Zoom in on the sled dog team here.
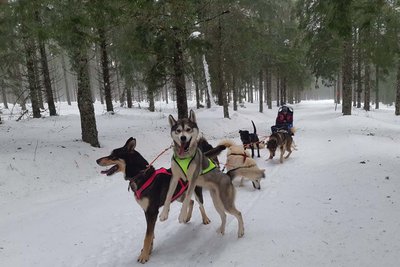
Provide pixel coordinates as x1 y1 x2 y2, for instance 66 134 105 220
96 109 295 263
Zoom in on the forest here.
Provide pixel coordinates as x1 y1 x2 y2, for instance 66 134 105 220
1 0 400 147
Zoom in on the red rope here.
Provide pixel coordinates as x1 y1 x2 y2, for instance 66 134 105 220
243 135 270 148
147 143 173 167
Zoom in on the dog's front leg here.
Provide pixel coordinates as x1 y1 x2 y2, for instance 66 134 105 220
178 181 196 223
159 176 179 222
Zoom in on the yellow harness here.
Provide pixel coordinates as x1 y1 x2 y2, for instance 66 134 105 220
173 150 216 177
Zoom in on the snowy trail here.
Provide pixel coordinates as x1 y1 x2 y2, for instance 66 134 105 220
1 101 399 266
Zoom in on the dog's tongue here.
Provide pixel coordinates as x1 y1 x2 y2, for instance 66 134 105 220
101 165 119 176
179 143 185 156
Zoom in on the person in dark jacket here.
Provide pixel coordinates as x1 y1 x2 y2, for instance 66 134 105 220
271 105 293 134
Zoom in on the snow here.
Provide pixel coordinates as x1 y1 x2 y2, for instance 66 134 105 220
1 100 399 267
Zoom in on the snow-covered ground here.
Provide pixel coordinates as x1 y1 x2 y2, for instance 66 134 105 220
1 100 399 267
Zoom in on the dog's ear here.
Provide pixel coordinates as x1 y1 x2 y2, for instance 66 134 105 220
188 109 196 123
126 138 136 152
124 137 134 147
168 114 177 127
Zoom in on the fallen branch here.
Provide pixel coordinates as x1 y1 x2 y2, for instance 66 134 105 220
16 110 29 122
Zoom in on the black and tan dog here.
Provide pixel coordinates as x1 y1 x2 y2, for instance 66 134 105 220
266 129 296 163
96 137 211 263
239 120 260 158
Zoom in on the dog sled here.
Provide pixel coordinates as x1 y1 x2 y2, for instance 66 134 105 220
271 105 294 134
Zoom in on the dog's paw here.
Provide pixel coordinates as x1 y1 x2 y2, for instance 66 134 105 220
137 251 150 263
217 226 225 235
178 210 188 224
202 216 211 225
238 229 244 238
159 210 169 221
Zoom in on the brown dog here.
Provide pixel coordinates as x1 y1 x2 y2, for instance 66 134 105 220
266 129 296 163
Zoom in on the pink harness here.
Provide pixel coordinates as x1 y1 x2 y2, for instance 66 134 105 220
134 167 188 201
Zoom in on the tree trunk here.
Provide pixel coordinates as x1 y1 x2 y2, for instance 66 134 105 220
202 54 212 108
173 37 188 119
75 51 100 147
395 61 400 116
280 76 284 105
259 69 263 113
35 11 56 116
276 71 280 107
164 84 169 104
148 88 155 112
364 63 370 111
342 39 353 115
375 65 379 109
218 58 228 118
194 76 201 109
232 74 237 111
265 67 272 109
215 17 229 118
24 38 41 118
33 49 45 110
126 86 132 108
222 81 229 118
99 27 113 113
356 42 362 108
248 80 252 103
61 52 72 105
1 85 8 109
193 57 201 109
288 80 294 104
38 41 57 115
336 73 341 104
115 65 125 107
216 18 225 108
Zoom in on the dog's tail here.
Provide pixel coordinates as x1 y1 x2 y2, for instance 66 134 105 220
204 139 238 158
218 139 237 148
251 120 257 134
204 144 226 159
226 165 266 180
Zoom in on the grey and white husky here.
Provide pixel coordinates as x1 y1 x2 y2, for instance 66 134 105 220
159 110 244 237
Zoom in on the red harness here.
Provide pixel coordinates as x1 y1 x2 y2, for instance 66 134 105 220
230 152 248 163
134 167 188 201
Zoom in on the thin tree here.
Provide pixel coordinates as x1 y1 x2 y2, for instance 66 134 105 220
396 61 400 115
23 36 41 118
259 69 263 113
51 1 100 147
35 10 57 116
98 26 113 113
